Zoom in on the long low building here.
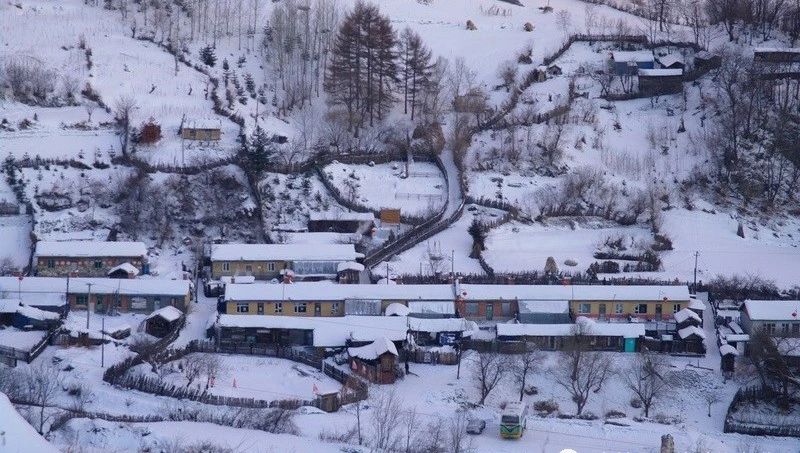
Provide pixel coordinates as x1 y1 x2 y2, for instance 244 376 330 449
35 241 147 277
0 276 190 315
210 243 364 281
221 281 691 323
497 318 645 352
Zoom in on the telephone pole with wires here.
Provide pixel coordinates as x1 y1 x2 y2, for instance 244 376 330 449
85 282 94 329
693 251 699 294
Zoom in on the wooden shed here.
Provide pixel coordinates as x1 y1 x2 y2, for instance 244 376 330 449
348 337 399 384
144 306 185 338
181 118 222 141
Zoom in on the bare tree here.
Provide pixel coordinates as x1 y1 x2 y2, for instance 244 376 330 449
401 407 419 453
114 95 138 156
702 389 721 417
448 411 473 453
622 350 672 417
370 389 402 450
510 348 541 402
471 352 507 404
497 60 518 92
551 321 614 415
23 363 63 433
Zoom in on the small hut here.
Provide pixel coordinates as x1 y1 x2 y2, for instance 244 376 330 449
144 306 184 338
673 307 701 330
348 336 399 384
181 118 222 141
720 343 738 374
107 262 140 279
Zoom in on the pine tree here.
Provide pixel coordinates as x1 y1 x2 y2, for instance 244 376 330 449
325 1 398 137
200 45 217 67
399 27 434 121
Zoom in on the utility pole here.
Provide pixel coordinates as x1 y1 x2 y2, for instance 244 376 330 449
386 262 389 284
85 282 93 329
101 307 105 368
693 251 699 294
451 249 455 277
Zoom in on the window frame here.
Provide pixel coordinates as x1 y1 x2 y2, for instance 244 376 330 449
236 303 249 313
294 302 307 313
275 302 283 313
578 303 591 314
614 303 624 314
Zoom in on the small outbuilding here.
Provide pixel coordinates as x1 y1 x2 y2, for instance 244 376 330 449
638 68 684 96
657 54 686 71
674 307 702 330
348 336 399 384
694 51 721 70
181 118 222 141
611 51 655 75
144 306 185 338
107 262 140 279
720 343 738 374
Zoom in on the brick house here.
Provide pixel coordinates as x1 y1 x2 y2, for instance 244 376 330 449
210 243 363 281
67 278 191 314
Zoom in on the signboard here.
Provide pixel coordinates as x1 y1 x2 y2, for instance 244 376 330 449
380 208 401 225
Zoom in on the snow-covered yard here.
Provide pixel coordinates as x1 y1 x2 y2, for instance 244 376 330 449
129 353 341 402
324 161 446 218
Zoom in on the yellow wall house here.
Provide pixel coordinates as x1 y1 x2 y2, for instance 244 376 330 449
566 286 691 321
210 243 363 281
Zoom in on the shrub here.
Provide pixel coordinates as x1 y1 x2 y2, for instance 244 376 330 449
524 385 538 396
652 233 673 251
578 412 599 420
630 397 642 409
605 410 626 419
523 22 534 32
534 399 559 415
466 20 477 30
138 120 162 144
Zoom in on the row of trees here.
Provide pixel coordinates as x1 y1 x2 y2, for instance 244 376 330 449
469 324 677 418
706 0 800 42
324 2 445 138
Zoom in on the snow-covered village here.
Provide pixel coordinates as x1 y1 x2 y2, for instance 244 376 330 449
1 0 800 451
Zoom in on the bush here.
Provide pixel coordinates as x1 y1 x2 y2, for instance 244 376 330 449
533 399 559 415
630 397 642 409
466 20 477 30
652 233 673 251
605 410 626 419
524 385 538 396
523 22 534 32
563 259 578 267
138 120 162 144
578 412 599 420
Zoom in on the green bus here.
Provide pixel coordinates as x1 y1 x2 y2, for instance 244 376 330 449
500 402 527 439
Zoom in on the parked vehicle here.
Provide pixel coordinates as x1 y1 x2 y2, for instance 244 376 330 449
466 419 486 435
500 402 527 439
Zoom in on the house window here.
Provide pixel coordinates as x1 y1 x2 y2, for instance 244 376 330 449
295 303 307 313
673 304 681 313
780 323 789 335
765 323 776 334
236 303 249 313
578 303 591 314
257 303 264 314
466 303 478 315
245 265 253 273
268 262 275 271
501 302 511 316
222 262 230 271
615 303 624 314
94 260 103 269
792 324 799 335
634 304 648 314
75 295 88 306
275 302 283 313
47 259 55 268
331 302 340 314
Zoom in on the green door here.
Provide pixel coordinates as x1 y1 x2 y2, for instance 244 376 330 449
624 337 636 352
486 303 493 320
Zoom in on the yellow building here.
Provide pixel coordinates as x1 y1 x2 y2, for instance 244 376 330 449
210 243 362 281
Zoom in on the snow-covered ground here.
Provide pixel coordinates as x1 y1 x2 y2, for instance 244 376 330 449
324 161 446 217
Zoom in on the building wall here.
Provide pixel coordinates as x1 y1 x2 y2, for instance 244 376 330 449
211 260 286 279
69 292 188 313
225 300 344 317
740 312 800 336
182 128 221 140
639 76 683 96
456 300 518 321
568 299 688 321
37 256 143 277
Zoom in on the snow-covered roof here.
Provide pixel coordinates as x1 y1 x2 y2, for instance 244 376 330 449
309 211 375 222
0 393 60 452
518 300 569 314
35 241 147 258
724 333 750 342
657 54 684 67
716 309 739 319
0 277 68 307
16 303 60 321
69 278 191 297
677 325 706 340
688 298 706 310
638 68 683 77
224 282 455 302
385 303 411 316
348 336 398 360
210 243 361 262
216 314 409 347
220 275 256 284
408 317 475 333
612 51 654 63
337 261 365 273
497 321 645 339
146 306 184 322
107 262 140 277
184 117 222 129
458 284 689 302
743 300 800 321
408 301 455 315
674 308 701 324
720 344 738 356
